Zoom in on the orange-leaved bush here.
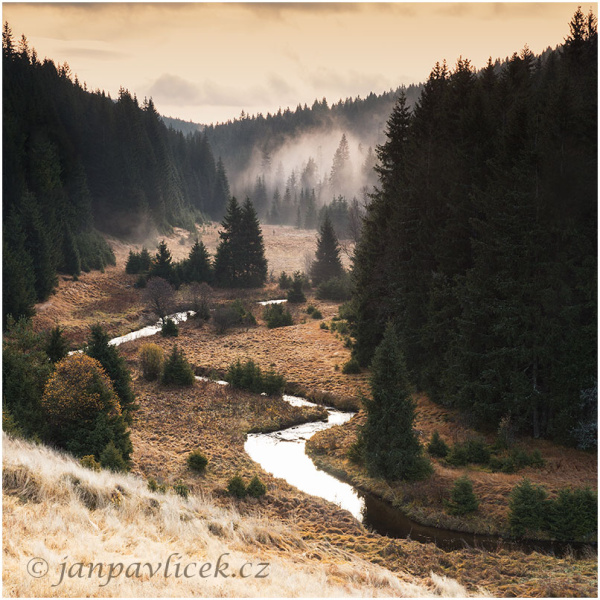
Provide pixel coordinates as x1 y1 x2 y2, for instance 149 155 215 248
41 354 132 467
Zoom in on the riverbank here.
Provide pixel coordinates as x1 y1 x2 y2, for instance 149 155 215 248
306 407 598 544
24 226 598 596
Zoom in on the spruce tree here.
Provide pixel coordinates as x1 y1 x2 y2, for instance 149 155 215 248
45 325 69 363
238 198 268 288
362 323 430 480
85 324 137 420
149 240 175 284
310 213 344 286
182 240 212 283
214 196 243 287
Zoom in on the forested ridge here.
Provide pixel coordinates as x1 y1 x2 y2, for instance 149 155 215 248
2 23 229 325
351 9 597 445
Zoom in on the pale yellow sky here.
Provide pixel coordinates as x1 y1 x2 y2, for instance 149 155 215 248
2 2 592 124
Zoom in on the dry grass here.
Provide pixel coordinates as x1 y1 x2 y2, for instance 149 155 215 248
19 224 598 597
3 434 461 598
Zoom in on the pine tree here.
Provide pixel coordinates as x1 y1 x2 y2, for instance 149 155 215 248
310 213 344 286
182 240 212 283
45 325 69 363
363 323 430 480
238 198 268 288
214 196 243 287
85 324 137 420
149 240 175 284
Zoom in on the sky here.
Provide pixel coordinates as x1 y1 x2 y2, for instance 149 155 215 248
2 2 592 125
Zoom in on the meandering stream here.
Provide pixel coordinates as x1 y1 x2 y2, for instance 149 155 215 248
107 308 594 556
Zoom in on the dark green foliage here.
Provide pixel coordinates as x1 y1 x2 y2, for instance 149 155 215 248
547 487 597 541
45 325 69 363
342 358 361 374
311 309 323 319
489 447 545 473
85 324 137 418
61 225 81 277
316 274 352 301
363 323 431 480
306 305 316 315
2 317 52 438
350 16 597 444
214 197 268 288
311 214 344 286
2 410 24 438
134 274 147 289
286 272 307 303
509 479 549 537
278 272 292 289
173 480 190 499
347 433 365 464
247 475 267 498
227 475 247 498
149 240 177 285
427 431 449 458
320 322 329 330
161 318 179 337
128 248 152 274
263 303 293 328
446 439 491 466
99 440 128 472
161 345 195 386
187 450 208 474
180 240 212 284
225 359 285 395
447 476 479 515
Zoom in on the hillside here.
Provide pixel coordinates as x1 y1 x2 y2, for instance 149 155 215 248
4 434 457 597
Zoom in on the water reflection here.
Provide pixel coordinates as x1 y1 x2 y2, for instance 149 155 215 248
245 399 364 519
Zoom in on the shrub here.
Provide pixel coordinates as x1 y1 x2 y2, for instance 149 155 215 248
161 318 179 337
548 487 597 541
263 304 293 328
187 450 208 474
139 343 164 381
227 475 247 498
306 305 316 315
2 410 23 438
247 475 267 498
342 358 361 374
213 300 256 334
162 345 195 386
225 359 285 395
427 431 449 458
134 274 147 289
489 447 546 473
148 477 167 494
286 272 306 303
100 440 128 472
311 309 323 319
446 438 490 466
41 354 132 464
278 272 292 289
316 275 352 301
320 322 329 330
447 476 479 515
509 478 549 537
173 480 190 499
334 320 349 336
80 455 101 471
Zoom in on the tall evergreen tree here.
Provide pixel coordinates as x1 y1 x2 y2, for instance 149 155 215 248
238 198 268 288
148 240 176 284
310 213 344 285
363 323 430 480
214 196 243 287
181 240 212 284
85 324 137 421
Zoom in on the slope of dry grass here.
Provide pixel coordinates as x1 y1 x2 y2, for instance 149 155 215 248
3 434 462 598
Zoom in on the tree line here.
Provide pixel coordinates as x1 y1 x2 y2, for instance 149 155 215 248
351 8 597 446
2 23 230 326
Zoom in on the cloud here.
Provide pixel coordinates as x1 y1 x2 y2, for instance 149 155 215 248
59 47 127 61
304 68 393 100
147 72 298 108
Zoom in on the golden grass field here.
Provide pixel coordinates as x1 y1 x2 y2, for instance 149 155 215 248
5 224 595 597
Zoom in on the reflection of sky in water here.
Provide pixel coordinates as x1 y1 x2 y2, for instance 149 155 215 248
245 402 364 520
